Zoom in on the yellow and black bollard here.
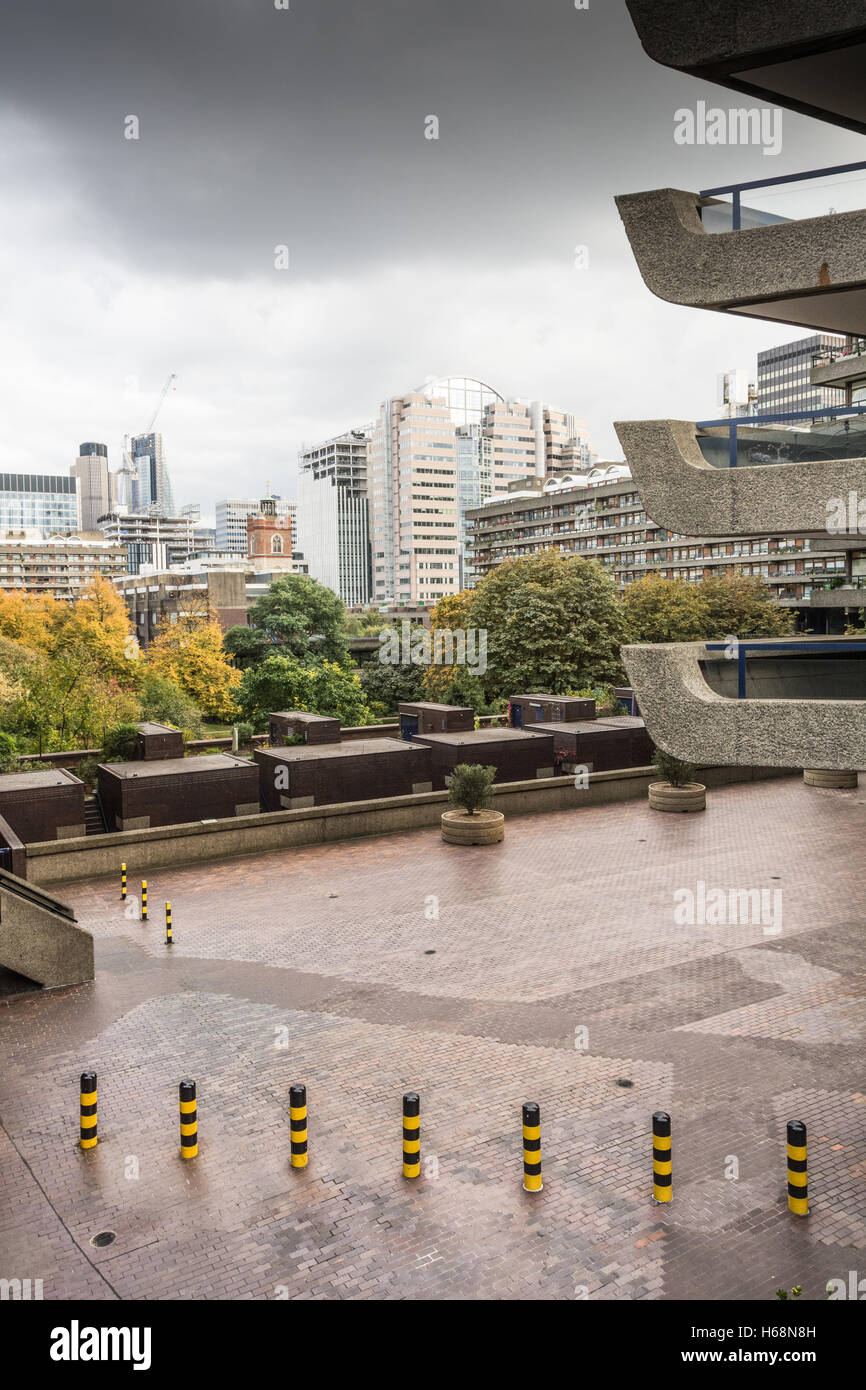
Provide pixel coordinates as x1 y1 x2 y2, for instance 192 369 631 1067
179 1079 198 1159
80 1070 98 1150
787 1121 808 1217
402 1092 420 1179
141 880 148 921
290 1084 308 1169
522 1101 542 1193
652 1111 672 1203
120 863 127 901
165 902 172 946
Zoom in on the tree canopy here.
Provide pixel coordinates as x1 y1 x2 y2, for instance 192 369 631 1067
239 575 348 664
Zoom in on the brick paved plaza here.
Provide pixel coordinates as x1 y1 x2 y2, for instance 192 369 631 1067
1 775 864 1300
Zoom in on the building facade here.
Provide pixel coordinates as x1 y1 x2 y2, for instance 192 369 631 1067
466 471 850 631
129 432 175 514
756 335 847 416
370 379 594 603
215 496 296 554
70 443 113 530
96 510 202 575
0 531 127 599
0 473 80 535
297 430 371 606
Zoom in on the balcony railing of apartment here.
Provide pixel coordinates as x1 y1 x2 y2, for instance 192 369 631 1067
705 638 866 699
699 159 866 232
695 404 866 469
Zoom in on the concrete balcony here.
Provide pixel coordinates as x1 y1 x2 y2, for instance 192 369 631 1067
615 188 866 336
614 417 866 537
625 0 866 134
622 638 866 771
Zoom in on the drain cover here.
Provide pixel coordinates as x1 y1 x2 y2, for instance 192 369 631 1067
616 1079 634 1089
424 949 436 955
90 1231 116 1248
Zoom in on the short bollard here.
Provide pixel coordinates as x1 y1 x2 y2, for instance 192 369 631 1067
522 1101 542 1192
165 902 172 946
179 1079 197 1159
787 1121 809 1217
652 1111 672 1203
402 1092 420 1179
120 863 127 901
80 1071 98 1150
290 1083 308 1169
141 880 148 921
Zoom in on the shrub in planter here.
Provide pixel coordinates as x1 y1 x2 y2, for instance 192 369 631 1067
649 748 706 813
442 763 503 844
448 763 496 815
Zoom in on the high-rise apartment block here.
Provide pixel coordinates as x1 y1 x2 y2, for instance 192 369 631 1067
368 377 593 602
756 335 846 416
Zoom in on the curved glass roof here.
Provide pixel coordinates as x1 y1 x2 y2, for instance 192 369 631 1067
417 375 504 427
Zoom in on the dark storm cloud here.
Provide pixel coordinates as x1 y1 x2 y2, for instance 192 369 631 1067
3 1 865 506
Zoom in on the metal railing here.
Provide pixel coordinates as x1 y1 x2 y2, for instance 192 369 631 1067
699 159 866 231
704 638 866 698
695 404 866 468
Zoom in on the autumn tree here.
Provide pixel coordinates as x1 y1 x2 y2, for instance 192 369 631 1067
147 603 241 721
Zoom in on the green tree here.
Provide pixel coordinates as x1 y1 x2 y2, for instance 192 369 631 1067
235 657 370 730
223 624 272 670
698 574 794 639
136 671 203 740
244 576 347 663
466 550 629 700
359 658 427 717
622 574 711 643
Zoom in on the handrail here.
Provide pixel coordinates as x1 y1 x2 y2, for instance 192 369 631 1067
695 404 866 468
699 159 866 230
704 638 866 698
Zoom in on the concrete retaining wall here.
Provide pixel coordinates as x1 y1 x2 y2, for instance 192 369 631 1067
25 763 796 887
0 868 93 985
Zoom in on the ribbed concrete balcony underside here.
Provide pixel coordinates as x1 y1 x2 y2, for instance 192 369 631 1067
622 642 866 771
625 0 866 134
616 188 866 337
614 418 866 537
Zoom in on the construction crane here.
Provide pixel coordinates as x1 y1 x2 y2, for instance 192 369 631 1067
146 373 177 434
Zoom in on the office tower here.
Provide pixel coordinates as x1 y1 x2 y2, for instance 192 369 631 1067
0 473 81 535
130 432 175 514
70 443 112 531
297 430 371 605
756 335 847 415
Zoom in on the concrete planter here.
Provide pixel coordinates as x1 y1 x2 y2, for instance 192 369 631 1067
441 809 505 845
648 781 706 813
803 769 858 789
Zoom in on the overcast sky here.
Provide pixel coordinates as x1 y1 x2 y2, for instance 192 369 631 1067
3 0 866 521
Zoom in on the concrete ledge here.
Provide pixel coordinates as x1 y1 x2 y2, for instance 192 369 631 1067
0 868 93 985
623 640 866 770
614 417 866 537
26 763 796 886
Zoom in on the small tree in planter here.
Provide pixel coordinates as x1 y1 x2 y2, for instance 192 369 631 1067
649 747 706 813
441 762 504 844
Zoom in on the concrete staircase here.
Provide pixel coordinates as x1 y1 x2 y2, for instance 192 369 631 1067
84 795 107 836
